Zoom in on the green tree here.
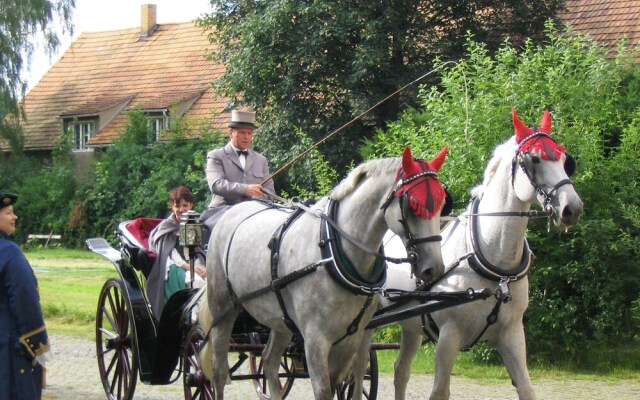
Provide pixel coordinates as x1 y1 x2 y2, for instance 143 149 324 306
366 23 640 361
198 0 564 191
0 0 74 117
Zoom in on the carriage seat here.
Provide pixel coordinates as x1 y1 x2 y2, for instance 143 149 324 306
117 218 163 278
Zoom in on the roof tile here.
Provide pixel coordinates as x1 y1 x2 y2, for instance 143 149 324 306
558 1 640 56
7 22 231 150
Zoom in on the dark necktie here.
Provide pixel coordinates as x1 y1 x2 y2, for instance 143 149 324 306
236 150 249 156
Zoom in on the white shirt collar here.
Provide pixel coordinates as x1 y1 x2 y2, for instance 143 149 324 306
229 143 247 168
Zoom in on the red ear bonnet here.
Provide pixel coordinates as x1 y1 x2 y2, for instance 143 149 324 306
512 108 565 161
396 146 448 219
538 109 552 134
512 108 534 143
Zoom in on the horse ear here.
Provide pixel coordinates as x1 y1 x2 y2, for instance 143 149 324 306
401 146 414 172
538 109 552 134
428 146 448 172
512 108 533 143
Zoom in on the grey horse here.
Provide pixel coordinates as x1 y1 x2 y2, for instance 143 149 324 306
195 147 451 399
353 109 583 400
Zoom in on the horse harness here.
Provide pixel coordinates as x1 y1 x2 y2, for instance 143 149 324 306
411 136 577 350
512 130 576 220
218 182 438 342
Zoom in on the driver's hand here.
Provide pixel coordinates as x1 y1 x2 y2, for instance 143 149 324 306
245 184 266 198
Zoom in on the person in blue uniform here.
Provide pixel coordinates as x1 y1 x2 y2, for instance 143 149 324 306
0 193 51 400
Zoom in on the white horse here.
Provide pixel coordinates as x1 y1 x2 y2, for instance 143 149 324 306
353 109 583 400
196 147 452 399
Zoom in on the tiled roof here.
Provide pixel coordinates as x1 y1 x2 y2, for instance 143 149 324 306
9 22 230 150
557 0 640 55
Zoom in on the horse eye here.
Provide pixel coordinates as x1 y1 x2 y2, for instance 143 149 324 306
530 155 541 164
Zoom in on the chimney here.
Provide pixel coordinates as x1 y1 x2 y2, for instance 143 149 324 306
140 4 157 38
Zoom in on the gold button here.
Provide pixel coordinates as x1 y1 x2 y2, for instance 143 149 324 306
20 369 25 373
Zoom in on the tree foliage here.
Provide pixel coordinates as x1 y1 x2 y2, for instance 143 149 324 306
0 0 74 116
366 23 640 360
67 110 224 244
0 130 77 244
197 0 563 192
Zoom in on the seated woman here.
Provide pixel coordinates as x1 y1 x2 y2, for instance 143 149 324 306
147 186 206 319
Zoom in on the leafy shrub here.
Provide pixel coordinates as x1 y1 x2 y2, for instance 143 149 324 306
72 109 225 243
1 131 77 244
367 23 640 359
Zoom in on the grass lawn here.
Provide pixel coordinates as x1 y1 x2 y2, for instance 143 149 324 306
26 247 640 382
27 247 118 340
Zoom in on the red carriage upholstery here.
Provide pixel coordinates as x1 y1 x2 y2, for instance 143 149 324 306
124 218 163 252
118 218 163 277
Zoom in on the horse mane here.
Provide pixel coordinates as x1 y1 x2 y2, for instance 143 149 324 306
471 137 517 199
330 157 400 201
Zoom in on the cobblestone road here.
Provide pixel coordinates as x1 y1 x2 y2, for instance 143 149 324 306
42 334 640 400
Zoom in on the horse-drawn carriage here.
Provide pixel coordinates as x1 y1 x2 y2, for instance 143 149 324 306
86 108 582 400
87 216 399 400
86 197 492 400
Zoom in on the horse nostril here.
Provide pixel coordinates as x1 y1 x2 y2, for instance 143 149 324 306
421 269 434 284
561 205 582 226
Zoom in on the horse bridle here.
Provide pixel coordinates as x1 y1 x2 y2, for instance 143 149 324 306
512 130 576 215
381 169 452 270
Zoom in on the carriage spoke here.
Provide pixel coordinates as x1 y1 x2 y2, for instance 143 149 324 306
102 307 117 331
111 358 121 398
98 346 114 358
105 291 119 328
99 326 117 339
96 279 138 400
183 326 213 400
106 348 118 376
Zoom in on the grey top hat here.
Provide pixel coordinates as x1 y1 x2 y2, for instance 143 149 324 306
0 193 17 210
228 110 257 129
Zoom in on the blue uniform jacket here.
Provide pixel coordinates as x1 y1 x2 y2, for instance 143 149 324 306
0 231 49 399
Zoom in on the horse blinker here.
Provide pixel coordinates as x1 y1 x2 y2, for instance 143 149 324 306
564 154 576 177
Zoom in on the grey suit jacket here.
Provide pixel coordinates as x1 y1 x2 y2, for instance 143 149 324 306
205 142 275 209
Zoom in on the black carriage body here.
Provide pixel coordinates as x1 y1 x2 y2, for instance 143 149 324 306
88 217 440 400
88 219 199 386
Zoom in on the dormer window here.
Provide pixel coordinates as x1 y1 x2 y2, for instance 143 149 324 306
65 118 97 151
146 110 169 141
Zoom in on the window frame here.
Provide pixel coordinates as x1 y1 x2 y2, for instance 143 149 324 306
68 119 96 152
146 110 169 141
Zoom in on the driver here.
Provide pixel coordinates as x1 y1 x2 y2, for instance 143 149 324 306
200 110 275 243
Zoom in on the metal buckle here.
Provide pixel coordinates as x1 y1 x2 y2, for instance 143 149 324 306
497 277 512 303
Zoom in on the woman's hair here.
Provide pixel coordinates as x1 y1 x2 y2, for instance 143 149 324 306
169 186 194 205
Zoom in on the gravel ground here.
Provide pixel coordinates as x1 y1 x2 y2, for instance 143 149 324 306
43 334 640 400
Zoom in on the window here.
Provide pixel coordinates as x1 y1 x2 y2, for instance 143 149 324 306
148 113 169 141
71 122 95 151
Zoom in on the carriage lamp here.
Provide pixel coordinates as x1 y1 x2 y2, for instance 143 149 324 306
179 210 203 247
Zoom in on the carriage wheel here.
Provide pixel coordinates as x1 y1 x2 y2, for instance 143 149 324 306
248 350 296 399
183 326 214 400
336 350 378 400
95 278 138 400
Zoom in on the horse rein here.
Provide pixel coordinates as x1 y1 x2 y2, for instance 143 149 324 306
291 198 415 266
